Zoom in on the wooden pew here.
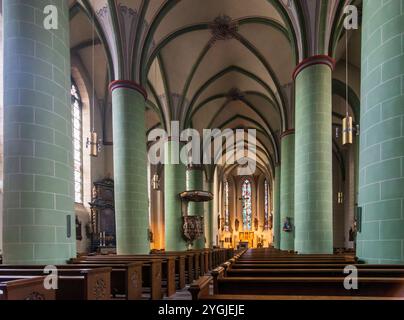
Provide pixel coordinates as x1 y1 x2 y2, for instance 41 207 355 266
71 257 163 299
191 251 201 279
151 251 193 288
230 263 404 269
0 263 141 300
214 276 404 297
227 268 404 278
0 268 111 300
189 276 404 301
0 276 55 300
89 256 175 297
235 257 356 264
148 252 187 289
194 249 404 300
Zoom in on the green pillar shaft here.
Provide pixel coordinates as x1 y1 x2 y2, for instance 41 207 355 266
186 167 205 249
280 133 295 251
3 0 76 264
110 82 149 254
294 58 334 254
164 141 187 251
357 0 404 264
206 180 214 248
272 165 281 249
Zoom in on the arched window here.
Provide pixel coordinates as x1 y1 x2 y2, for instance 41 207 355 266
224 180 229 231
241 179 252 231
71 83 83 203
264 179 269 230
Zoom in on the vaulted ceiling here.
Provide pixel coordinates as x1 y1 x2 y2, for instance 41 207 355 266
68 0 362 179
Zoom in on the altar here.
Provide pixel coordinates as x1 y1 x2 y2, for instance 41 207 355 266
239 231 255 248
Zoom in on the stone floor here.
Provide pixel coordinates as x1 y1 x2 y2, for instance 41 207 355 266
164 274 214 300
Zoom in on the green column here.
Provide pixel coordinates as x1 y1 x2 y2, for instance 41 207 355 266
165 140 187 251
280 132 295 251
206 180 214 248
294 56 334 254
272 165 281 249
186 166 205 249
110 81 149 254
2 0 76 264
357 0 404 264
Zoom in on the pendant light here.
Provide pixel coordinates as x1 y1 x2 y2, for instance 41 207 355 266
151 59 160 189
152 173 160 190
342 29 353 146
337 191 344 204
86 9 102 157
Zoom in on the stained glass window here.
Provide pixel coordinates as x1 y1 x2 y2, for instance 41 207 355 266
264 179 269 230
71 83 83 203
241 178 252 230
224 180 229 232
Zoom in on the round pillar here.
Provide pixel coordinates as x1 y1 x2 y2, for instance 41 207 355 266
294 56 335 254
206 179 214 248
110 81 149 254
357 0 404 263
280 131 295 251
272 165 281 249
186 166 205 249
164 140 187 251
3 0 76 264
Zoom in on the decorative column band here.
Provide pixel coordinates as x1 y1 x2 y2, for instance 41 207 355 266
109 80 148 100
280 129 295 139
292 55 336 80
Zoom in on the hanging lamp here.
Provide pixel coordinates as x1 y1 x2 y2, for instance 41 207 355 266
86 9 102 157
342 29 353 146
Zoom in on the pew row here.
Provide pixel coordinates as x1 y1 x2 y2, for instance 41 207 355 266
0 276 56 300
190 273 404 300
69 258 163 300
0 263 140 300
189 276 404 301
0 268 111 300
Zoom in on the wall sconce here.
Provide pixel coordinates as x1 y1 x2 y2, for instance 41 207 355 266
152 174 160 190
337 192 344 204
86 131 102 157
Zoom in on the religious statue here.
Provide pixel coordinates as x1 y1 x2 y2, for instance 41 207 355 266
283 217 293 232
349 221 357 242
148 228 154 243
234 218 240 232
92 185 98 200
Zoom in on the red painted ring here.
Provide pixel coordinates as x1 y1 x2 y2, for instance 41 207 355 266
109 80 148 100
292 55 336 80
280 129 295 139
